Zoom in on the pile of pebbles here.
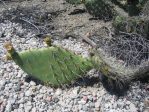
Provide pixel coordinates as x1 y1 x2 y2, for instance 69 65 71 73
0 21 149 112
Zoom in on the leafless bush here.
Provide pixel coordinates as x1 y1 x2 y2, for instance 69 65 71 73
88 27 149 81
97 33 149 67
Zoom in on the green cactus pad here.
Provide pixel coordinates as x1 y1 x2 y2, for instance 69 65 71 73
6 44 93 87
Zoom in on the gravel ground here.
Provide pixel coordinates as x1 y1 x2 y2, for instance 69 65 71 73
0 20 149 112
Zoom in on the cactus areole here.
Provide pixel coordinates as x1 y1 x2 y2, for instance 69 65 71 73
4 42 93 87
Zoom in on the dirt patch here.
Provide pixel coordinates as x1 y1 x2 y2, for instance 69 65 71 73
0 0 111 40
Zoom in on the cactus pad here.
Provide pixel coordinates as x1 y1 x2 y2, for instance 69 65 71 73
83 0 116 20
4 43 93 87
113 16 149 38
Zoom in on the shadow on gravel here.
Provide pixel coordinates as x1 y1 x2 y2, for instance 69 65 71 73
100 73 149 96
25 72 149 96
135 75 149 83
25 75 100 88
99 73 130 96
72 76 101 87
25 75 45 85
25 74 129 96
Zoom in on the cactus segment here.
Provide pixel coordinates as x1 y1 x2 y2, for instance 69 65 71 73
66 0 82 4
5 43 93 87
113 16 149 37
83 0 116 20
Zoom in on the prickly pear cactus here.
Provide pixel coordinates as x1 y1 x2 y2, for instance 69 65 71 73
4 39 93 87
113 16 149 38
66 0 82 4
82 0 116 20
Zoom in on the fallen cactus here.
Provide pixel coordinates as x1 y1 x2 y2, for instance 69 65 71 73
4 35 149 89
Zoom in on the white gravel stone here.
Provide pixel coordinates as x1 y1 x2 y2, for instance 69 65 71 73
30 81 36 86
25 90 33 97
19 104 24 108
37 94 43 99
129 103 138 112
0 80 6 86
72 87 80 96
5 101 12 112
55 88 62 96
95 102 101 108
31 107 37 112
25 105 32 112
17 70 23 78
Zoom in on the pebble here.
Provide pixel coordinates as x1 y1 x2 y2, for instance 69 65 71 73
46 96 52 102
82 96 88 102
129 103 138 112
30 81 36 86
39 88 47 94
53 98 59 103
78 99 86 105
79 104 83 110
0 80 6 86
72 87 80 95
13 103 19 109
5 101 12 112
95 102 101 110
17 70 23 78
92 91 97 97
20 92 25 97
25 90 33 97
24 82 29 86
19 104 24 108
31 107 37 112
25 105 32 112
26 101 32 106
82 105 88 111
31 86 36 92
14 85 21 91
126 101 131 105
55 88 62 96
9 98 16 104
37 94 43 99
